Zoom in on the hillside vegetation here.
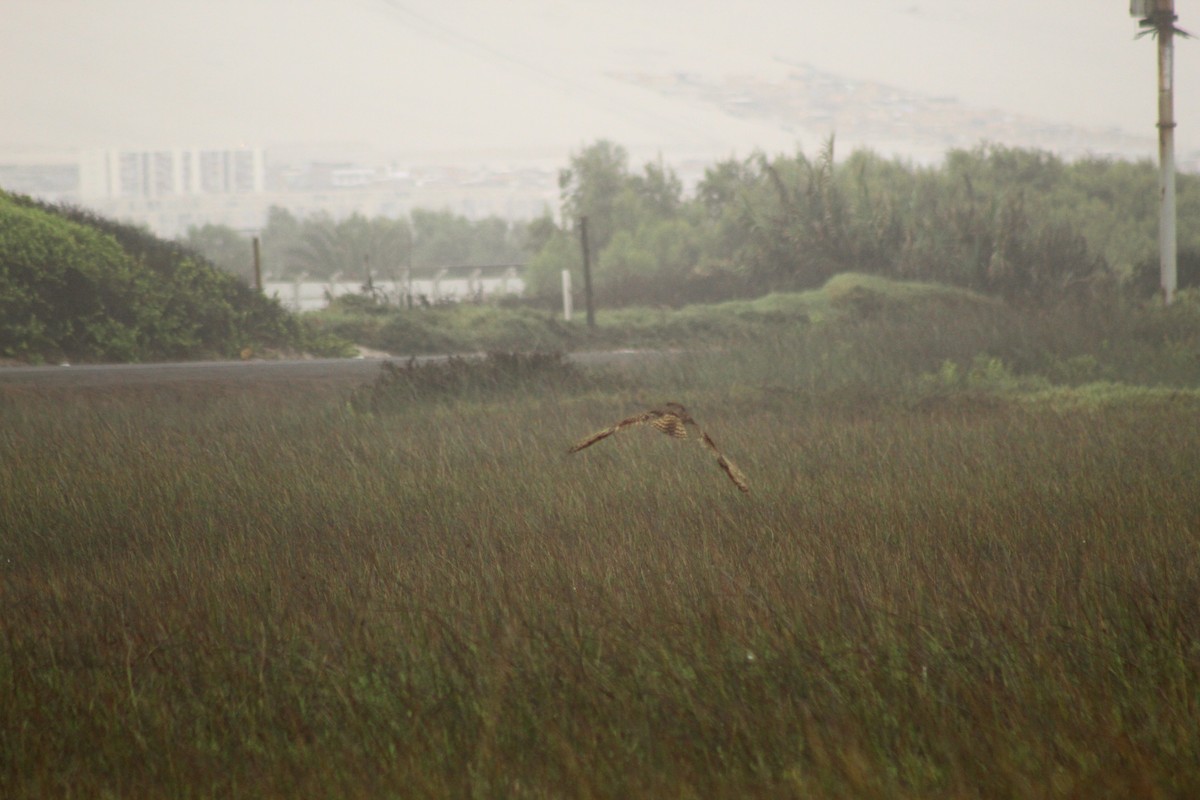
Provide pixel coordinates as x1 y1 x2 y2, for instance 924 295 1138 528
7 141 1198 365
535 139 1200 306
183 141 1200 311
314 271 1200 401
0 192 348 363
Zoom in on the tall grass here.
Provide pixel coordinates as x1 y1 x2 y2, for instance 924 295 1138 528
3 329 1200 797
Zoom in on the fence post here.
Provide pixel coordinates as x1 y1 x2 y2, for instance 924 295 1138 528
469 268 482 300
433 268 448 302
562 269 573 321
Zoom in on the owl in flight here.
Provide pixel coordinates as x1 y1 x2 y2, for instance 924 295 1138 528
568 402 750 493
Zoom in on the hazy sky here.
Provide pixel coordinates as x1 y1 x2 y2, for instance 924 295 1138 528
3 0 1196 164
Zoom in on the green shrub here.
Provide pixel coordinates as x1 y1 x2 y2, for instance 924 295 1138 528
0 197 146 361
0 192 343 362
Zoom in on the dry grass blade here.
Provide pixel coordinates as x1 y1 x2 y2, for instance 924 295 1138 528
568 402 750 493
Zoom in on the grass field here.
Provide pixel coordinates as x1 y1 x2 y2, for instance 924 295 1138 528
4 280 1200 798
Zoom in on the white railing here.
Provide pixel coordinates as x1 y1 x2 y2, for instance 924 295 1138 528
264 269 524 312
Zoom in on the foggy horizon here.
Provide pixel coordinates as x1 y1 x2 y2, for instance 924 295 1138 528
3 0 1197 167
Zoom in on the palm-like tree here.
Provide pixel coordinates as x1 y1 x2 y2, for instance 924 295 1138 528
286 213 410 282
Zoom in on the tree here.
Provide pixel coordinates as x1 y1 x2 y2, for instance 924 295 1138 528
286 213 410 282
522 229 578 302
407 209 525 269
182 224 254 283
630 157 684 219
737 138 851 289
523 212 560 256
261 206 304 278
595 217 705 306
558 140 630 253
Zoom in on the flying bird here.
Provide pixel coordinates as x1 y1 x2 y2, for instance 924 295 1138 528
568 402 750 493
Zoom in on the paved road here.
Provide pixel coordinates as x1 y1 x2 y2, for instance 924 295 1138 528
0 351 670 390
0 357 417 389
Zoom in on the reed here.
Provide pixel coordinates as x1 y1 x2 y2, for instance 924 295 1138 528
2 335 1198 798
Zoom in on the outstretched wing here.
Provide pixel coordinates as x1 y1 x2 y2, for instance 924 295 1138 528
699 431 751 493
567 410 659 453
568 404 750 494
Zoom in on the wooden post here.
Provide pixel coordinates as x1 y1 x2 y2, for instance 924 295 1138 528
252 236 262 292
579 216 595 328
405 229 414 309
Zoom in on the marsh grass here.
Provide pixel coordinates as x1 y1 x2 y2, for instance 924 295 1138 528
3 329 1200 797
350 351 596 411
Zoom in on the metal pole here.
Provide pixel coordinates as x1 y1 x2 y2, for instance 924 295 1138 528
579 216 596 328
1157 1 1178 305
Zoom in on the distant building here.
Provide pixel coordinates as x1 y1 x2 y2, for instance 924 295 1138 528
78 147 266 200
0 145 574 237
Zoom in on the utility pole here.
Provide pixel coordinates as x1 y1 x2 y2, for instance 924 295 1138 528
405 229 414 310
1133 0 1188 305
579 216 596 329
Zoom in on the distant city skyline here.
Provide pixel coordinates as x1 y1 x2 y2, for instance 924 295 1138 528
6 50 1185 241
4 1 1197 239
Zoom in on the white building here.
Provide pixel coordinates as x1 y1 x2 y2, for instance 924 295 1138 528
79 147 266 200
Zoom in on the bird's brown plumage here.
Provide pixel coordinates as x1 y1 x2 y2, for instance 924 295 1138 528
568 402 750 493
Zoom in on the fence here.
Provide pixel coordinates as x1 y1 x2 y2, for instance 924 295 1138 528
264 266 524 312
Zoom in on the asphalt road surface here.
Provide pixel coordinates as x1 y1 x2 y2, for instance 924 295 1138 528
0 357 405 389
0 351 670 390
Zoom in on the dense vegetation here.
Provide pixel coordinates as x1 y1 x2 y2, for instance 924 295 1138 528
0 192 350 363
184 206 528 286
3 282 1199 797
184 140 1199 315
526 138 1200 307
6 138 1200 367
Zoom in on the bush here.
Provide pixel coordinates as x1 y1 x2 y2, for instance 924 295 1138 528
0 196 147 362
349 351 592 410
1129 249 1200 298
0 192 339 362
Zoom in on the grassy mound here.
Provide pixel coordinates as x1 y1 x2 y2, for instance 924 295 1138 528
312 272 1001 355
0 191 350 363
